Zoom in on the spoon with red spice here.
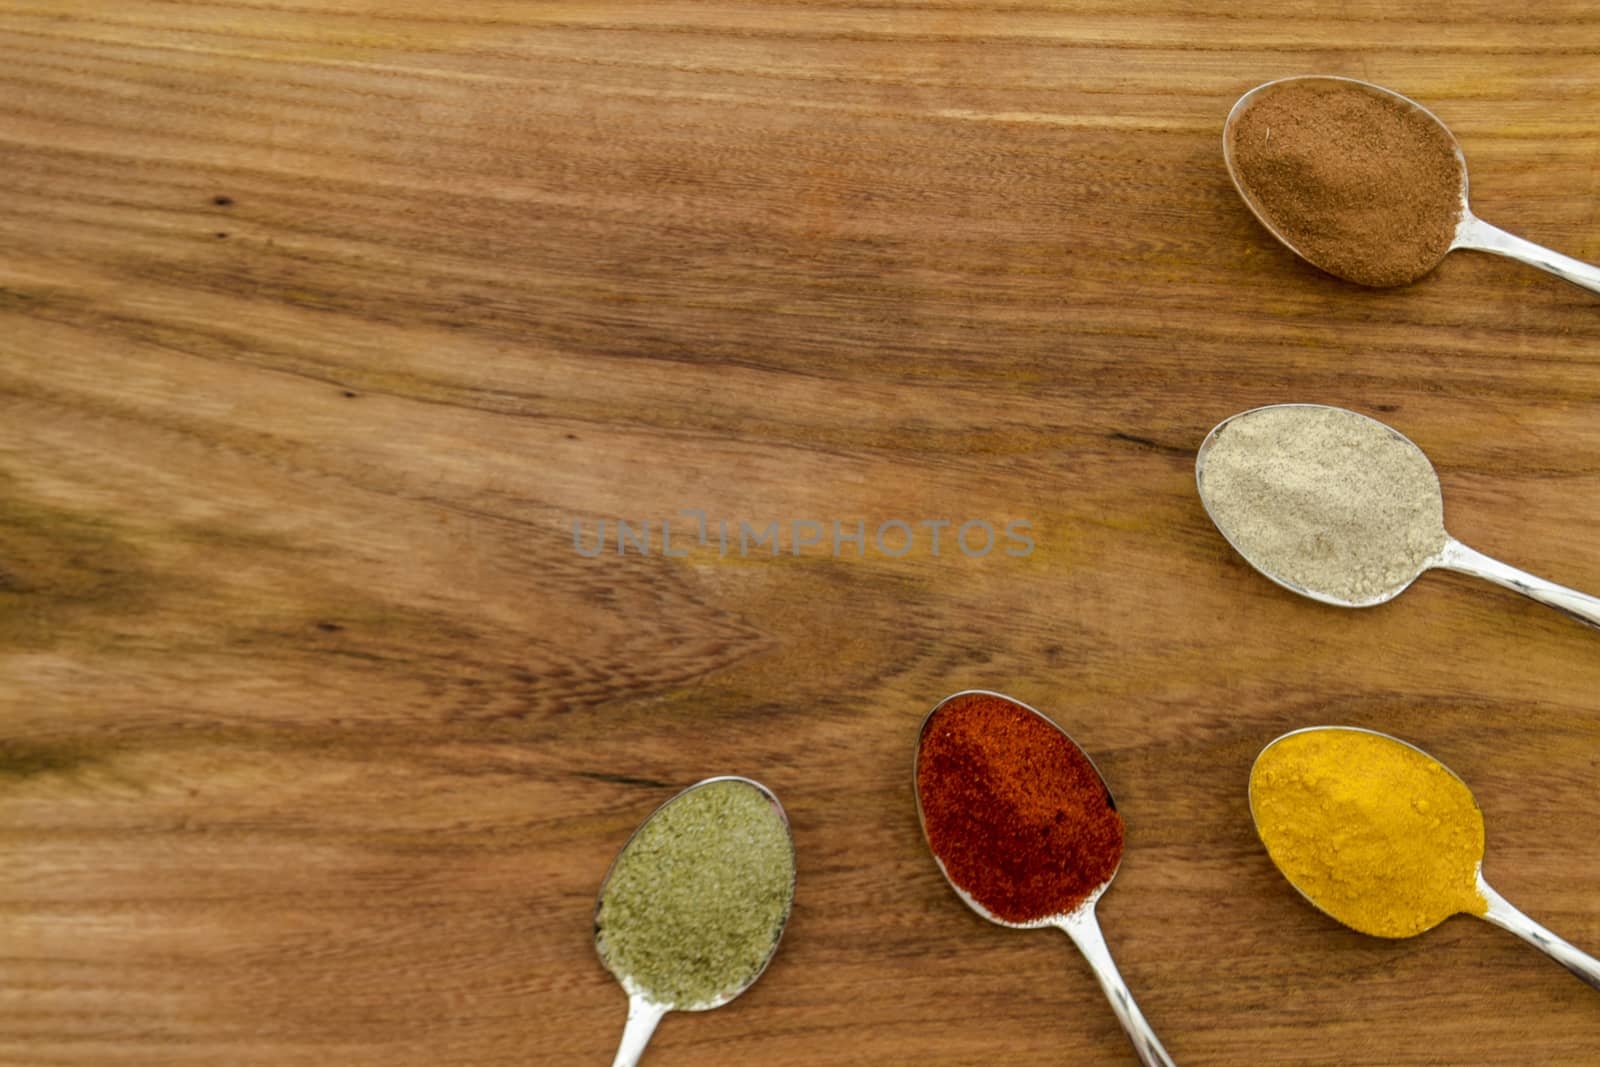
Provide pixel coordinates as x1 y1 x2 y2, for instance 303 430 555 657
1224 75 1600 294
914 690 1175 1066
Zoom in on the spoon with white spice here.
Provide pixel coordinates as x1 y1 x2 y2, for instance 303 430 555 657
594 776 796 1067
1224 75 1600 294
1195 403 1600 628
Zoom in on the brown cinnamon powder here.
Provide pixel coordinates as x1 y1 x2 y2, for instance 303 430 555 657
1228 78 1465 287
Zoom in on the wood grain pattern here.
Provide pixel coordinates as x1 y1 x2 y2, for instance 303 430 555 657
2 3 1598 1064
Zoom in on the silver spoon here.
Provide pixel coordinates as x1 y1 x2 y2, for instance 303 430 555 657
915 690 1175 1067
1196 403 1600 629
1224 74 1600 294
594 776 796 1067
1251 726 1600 990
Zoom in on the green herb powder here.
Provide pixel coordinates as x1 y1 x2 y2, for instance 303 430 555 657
597 779 795 1007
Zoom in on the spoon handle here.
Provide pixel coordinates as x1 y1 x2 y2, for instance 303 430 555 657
1058 907 1177 1067
1435 538 1600 630
610 994 668 1067
1453 215 1600 295
1478 878 1600 991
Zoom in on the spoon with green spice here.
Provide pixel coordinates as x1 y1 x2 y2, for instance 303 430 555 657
1196 403 1600 629
594 776 796 1067
915 690 1175 1067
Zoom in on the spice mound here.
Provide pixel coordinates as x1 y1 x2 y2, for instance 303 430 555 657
1250 728 1487 938
1199 405 1447 604
916 692 1124 924
596 778 795 1007
1228 77 1464 286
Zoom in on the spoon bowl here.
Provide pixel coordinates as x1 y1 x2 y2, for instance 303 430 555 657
914 690 1174 1067
1224 75 1600 294
1196 403 1600 628
594 776 796 1067
1249 726 1600 989
1249 725 1484 937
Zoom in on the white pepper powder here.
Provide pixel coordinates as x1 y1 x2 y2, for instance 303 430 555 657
1199 405 1447 603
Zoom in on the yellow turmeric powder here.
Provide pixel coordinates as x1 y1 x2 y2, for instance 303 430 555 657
1249 727 1487 938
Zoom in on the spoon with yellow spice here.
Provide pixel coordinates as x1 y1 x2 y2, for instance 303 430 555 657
1250 727 1600 989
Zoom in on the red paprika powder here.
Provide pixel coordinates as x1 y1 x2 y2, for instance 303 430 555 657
916 691 1125 924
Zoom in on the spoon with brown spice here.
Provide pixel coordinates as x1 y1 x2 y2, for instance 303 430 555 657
1195 403 1600 629
1224 75 1600 294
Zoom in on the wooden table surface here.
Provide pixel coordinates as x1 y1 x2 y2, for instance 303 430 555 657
3 3 1599 1065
